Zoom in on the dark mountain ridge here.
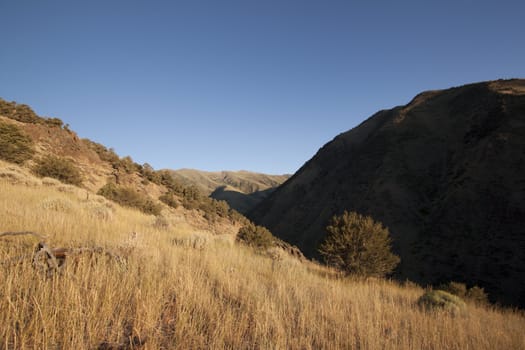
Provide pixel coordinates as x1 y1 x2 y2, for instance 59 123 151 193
250 79 525 307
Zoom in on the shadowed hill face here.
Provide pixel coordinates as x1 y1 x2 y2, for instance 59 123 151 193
250 79 525 307
169 169 290 213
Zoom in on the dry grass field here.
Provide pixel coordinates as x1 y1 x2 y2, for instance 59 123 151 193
1 171 524 349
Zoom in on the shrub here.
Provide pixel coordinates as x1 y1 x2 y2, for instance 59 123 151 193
466 286 490 306
98 182 162 216
0 121 34 164
140 163 162 183
0 99 41 123
198 198 230 221
115 156 140 174
318 211 400 278
439 281 468 298
228 208 249 225
159 192 178 208
211 199 229 217
418 290 467 315
178 185 207 211
44 117 64 128
439 281 490 306
84 140 120 164
236 223 275 250
156 170 185 193
33 155 83 186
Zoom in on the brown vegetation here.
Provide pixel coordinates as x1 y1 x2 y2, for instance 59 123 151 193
1 169 525 349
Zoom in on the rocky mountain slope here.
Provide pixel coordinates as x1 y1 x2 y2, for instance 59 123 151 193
169 169 290 213
250 79 525 307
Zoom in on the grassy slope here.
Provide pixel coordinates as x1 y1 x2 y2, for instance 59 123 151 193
1 168 524 349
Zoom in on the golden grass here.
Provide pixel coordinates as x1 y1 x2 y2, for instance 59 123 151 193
1 177 525 349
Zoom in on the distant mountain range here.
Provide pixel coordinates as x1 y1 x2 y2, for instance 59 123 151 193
168 169 290 214
250 79 525 307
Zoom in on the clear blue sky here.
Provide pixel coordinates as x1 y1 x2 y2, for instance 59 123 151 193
1 1 523 174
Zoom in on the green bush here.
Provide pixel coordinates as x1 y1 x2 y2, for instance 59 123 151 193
98 182 161 216
438 281 468 298
318 211 400 278
236 223 275 250
0 121 34 164
438 281 489 306
418 290 467 315
33 155 83 186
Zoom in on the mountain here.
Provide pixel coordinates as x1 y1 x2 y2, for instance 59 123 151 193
169 169 290 213
250 79 525 307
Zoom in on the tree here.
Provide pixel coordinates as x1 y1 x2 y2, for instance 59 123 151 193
319 211 399 277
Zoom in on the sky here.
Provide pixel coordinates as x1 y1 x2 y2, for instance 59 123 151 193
1 1 524 174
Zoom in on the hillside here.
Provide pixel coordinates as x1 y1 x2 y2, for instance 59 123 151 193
169 169 290 213
250 79 525 307
0 98 247 236
1 164 524 348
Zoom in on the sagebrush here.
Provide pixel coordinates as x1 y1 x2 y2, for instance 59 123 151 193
33 155 83 186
